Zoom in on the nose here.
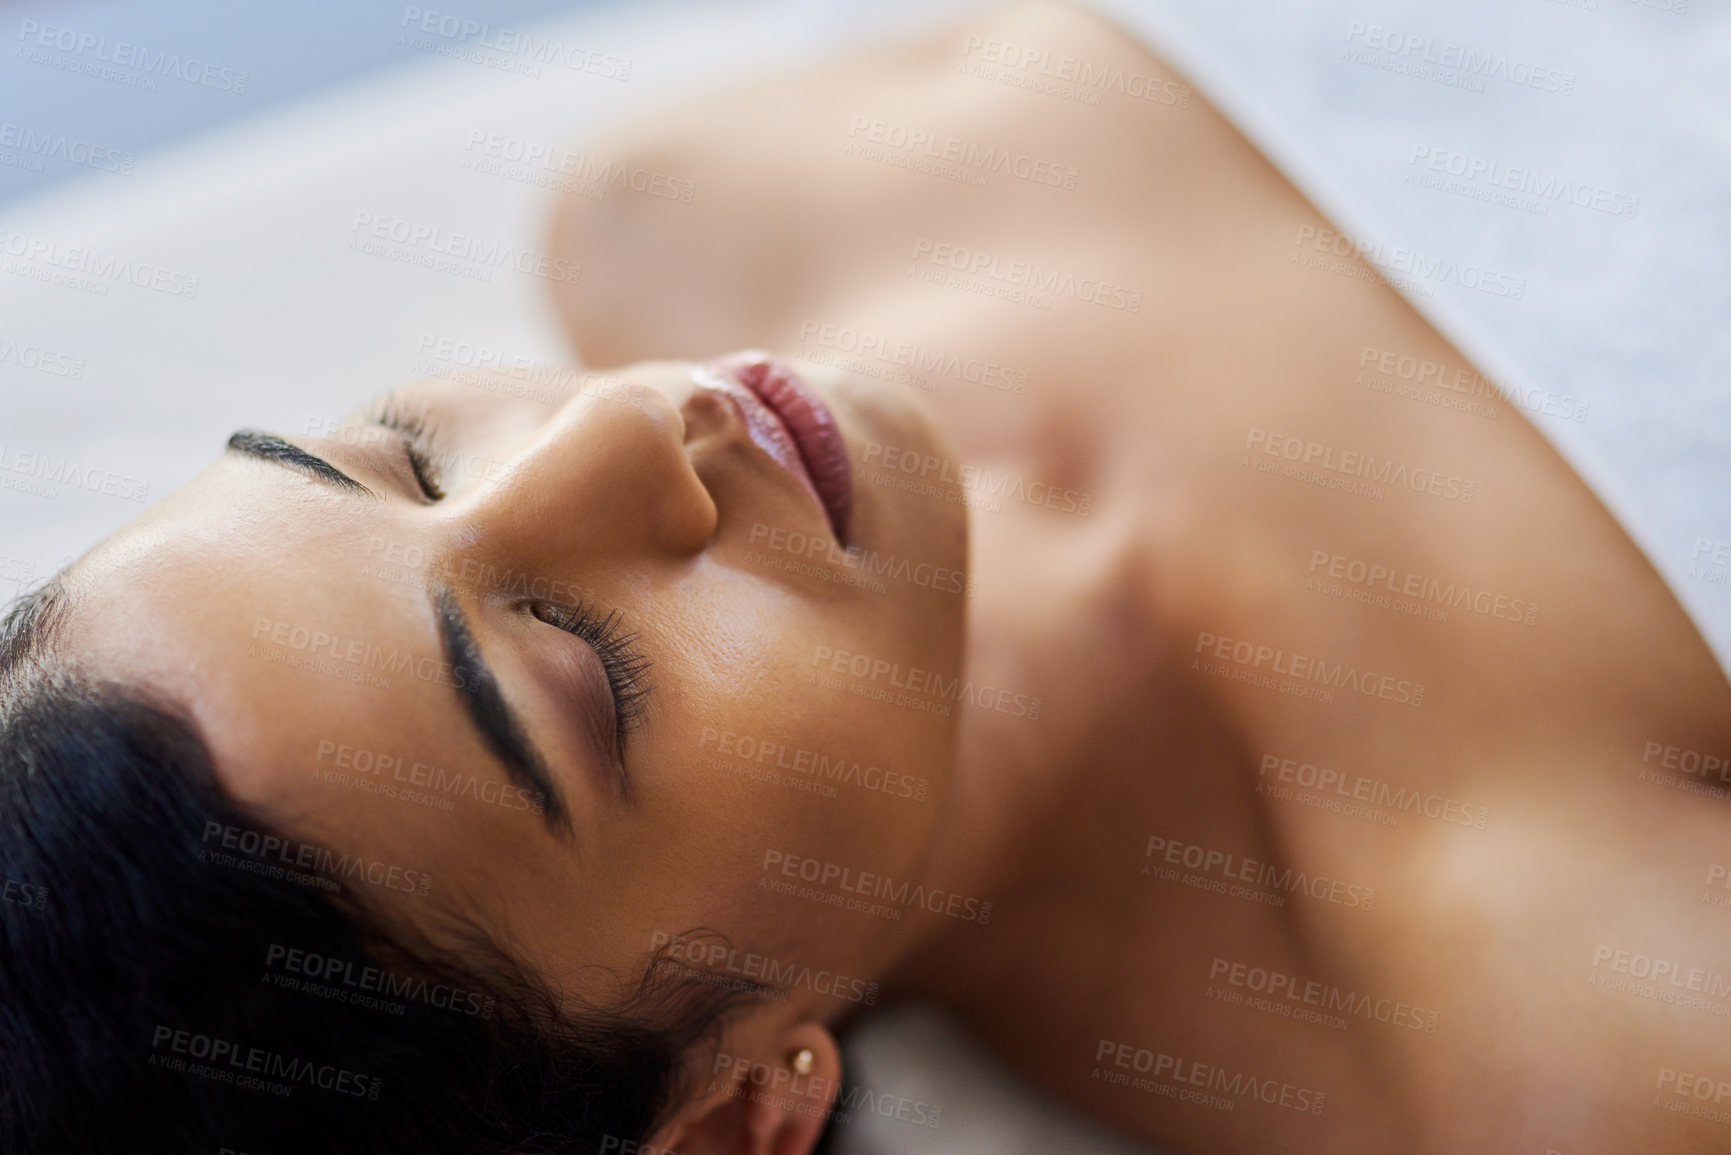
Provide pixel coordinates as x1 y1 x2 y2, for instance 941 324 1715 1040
455 370 719 580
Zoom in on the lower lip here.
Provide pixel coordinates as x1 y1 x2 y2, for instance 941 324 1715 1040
710 352 854 541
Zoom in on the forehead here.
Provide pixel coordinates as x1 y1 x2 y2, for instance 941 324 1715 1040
65 448 399 731
58 451 553 921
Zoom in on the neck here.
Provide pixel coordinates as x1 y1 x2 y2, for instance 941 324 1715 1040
878 492 1180 990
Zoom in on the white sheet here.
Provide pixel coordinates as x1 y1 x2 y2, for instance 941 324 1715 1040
2 2 1723 1152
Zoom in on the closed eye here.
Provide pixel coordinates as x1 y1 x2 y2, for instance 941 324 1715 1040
365 395 447 501
528 599 652 761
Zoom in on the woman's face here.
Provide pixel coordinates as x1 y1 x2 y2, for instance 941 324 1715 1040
64 354 967 1003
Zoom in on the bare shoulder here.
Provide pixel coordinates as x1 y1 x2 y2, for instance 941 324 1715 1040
544 0 1189 367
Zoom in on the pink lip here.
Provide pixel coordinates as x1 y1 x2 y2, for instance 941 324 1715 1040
697 352 854 541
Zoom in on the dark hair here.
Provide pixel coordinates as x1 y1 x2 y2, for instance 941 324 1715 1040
0 579 757 1154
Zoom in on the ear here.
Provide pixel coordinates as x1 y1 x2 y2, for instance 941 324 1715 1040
646 1021 843 1155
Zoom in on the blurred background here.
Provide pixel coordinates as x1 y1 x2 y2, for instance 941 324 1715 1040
0 0 610 206
8 0 1723 661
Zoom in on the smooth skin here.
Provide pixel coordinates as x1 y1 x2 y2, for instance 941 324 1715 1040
55 2 1731 1154
549 3 1731 1153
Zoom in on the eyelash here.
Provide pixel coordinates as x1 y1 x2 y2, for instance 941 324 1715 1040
529 600 653 754
364 396 446 501
361 394 652 752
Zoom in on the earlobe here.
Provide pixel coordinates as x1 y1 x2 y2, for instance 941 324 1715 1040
646 1022 843 1155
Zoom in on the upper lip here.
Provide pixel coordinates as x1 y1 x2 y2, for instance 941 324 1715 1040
694 353 854 541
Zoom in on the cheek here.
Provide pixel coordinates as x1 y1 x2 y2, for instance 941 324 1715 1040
621 559 958 902
668 582 956 780
657 702 945 929
652 609 952 870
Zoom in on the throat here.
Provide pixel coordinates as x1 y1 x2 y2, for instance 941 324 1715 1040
915 501 1193 910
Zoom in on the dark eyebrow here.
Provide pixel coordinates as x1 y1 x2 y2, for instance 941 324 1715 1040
433 587 573 842
225 429 375 497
